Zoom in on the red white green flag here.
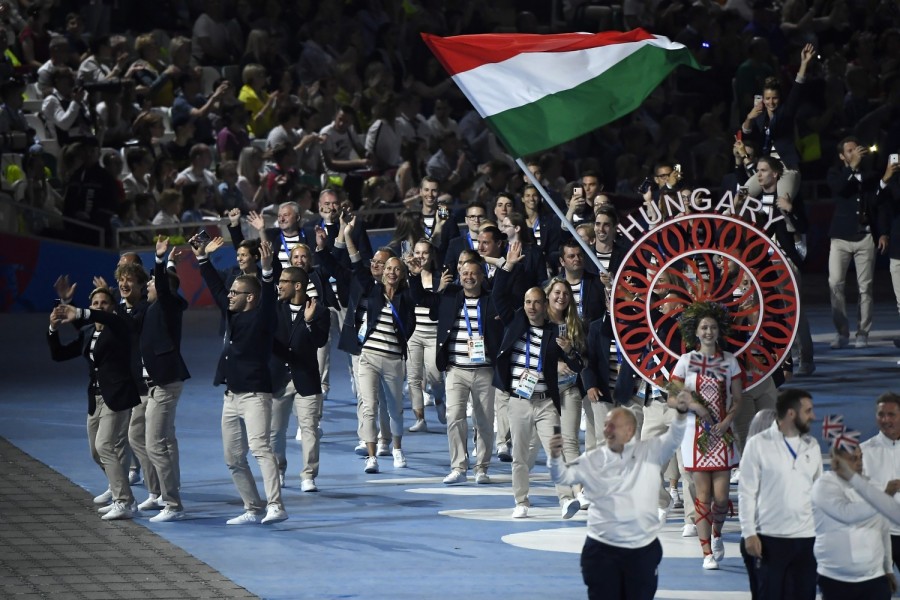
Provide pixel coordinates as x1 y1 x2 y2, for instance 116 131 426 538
422 29 705 158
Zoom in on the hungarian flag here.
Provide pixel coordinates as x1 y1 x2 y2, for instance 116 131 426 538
422 29 705 158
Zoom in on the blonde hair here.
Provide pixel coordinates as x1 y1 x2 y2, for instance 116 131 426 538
242 63 266 86
543 278 587 354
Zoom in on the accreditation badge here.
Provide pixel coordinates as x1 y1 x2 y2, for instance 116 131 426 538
515 370 539 399
467 335 486 363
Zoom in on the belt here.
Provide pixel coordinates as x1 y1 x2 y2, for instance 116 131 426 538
517 391 549 401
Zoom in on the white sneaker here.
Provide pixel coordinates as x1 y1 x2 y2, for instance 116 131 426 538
730 468 740 484
376 441 391 456
295 426 302 441
576 491 590 509
669 486 683 509
424 392 435 406
475 472 491 485
137 495 163 511
149 507 185 523
300 479 318 492
443 470 467 484
408 419 427 432
711 535 725 561
99 500 137 514
261 504 288 524
512 505 528 519
658 496 674 525
100 501 135 521
354 441 368 456
436 402 447 424
682 523 698 537
702 554 719 570
93 488 113 505
226 510 261 525
364 456 379 474
497 444 512 462
561 498 581 519
855 335 869 349
128 468 142 486
392 448 407 468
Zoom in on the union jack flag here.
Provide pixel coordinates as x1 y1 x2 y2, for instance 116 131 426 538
689 352 728 378
833 429 861 453
822 414 845 442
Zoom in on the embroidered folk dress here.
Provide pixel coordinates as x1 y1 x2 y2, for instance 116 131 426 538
672 351 742 471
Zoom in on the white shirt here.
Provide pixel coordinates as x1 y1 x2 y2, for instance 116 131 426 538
550 416 686 548
738 422 822 539
861 432 900 535
811 471 890 582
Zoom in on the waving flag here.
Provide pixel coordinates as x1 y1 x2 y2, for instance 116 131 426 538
422 29 705 157
822 414 845 442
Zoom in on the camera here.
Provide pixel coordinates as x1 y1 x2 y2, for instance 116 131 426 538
341 207 353 223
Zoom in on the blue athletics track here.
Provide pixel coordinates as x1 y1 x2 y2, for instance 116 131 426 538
2 271 899 599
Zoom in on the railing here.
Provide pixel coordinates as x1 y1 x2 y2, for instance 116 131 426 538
0 194 106 247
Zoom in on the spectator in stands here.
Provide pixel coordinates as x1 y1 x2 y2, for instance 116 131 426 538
19 4 51 72
216 160 243 212
153 188 182 232
78 35 129 85
216 103 250 162
130 33 174 107
180 181 206 223
0 77 31 139
236 145 264 210
424 97 458 151
36 36 73 97
192 0 241 67
426 132 471 194
21 148 63 236
171 71 230 146
163 113 194 170
150 157 177 201
238 63 278 139
62 138 119 245
266 104 322 169
123 146 153 200
128 110 165 159
240 28 288 78
42 67 94 145
96 82 139 149
366 94 403 173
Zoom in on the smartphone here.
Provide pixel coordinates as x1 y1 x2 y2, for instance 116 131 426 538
191 228 211 249
573 187 583 197
341 207 353 223
674 164 682 173
557 323 568 338
54 298 62 307
754 94 763 108
553 425 561 435
437 205 449 220
890 153 899 165
738 186 749 197
735 130 742 142
400 240 411 256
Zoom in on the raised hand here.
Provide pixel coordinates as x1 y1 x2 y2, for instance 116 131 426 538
304 297 317 322
506 241 523 266
315 225 327 250
247 211 265 231
156 235 169 258
227 207 241 227
93 275 109 290
53 275 76 304
205 236 225 255
259 240 274 271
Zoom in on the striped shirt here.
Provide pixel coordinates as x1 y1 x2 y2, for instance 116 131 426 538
305 279 319 300
414 305 437 338
449 297 489 367
361 300 402 357
511 325 548 394
423 214 435 238
289 302 301 322
570 279 583 319
277 231 301 268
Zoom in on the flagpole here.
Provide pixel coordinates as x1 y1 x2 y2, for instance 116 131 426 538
514 158 608 275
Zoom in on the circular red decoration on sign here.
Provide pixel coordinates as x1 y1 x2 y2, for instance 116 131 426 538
612 214 799 391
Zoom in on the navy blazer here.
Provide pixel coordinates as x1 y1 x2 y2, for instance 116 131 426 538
140 260 190 386
439 230 479 276
200 258 276 394
827 165 890 241
490 267 582 412
412 277 503 372
338 277 419 358
272 300 330 397
48 309 141 415
580 318 614 405
745 80 804 170
531 212 563 275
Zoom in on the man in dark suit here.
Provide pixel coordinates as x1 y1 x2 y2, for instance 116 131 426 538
271 266 330 492
304 188 374 263
492 250 583 520
414 256 503 485
136 237 192 522
49 288 141 521
194 235 287 526
440 200 488 277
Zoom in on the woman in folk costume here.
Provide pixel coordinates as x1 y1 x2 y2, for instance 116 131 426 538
669 301 743 571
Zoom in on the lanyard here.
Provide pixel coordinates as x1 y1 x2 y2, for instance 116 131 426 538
465 231 475 249
532 217 540 238
574 279 584 317
783 436 797 461
386 297 405 338
525 329 543 373
463 299 482 337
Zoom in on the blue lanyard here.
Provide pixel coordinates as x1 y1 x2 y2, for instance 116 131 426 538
386 297 405 338
525 329 543 373
463 299 482 337
574 279 583 317
465 231 475 249
532 217 540 241
783 436 797 461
